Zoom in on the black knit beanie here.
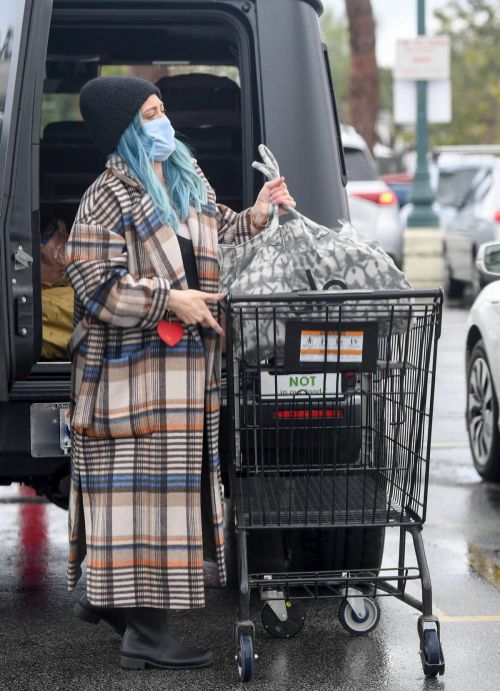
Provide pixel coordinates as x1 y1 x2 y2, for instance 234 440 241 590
79 76 161 155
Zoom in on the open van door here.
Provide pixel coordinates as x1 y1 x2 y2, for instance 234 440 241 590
0 0 52 400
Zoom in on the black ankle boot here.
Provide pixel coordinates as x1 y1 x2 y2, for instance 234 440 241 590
120 607 214 670
73 592 127 636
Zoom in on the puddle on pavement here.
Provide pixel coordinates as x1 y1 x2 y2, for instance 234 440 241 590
468 544 500 589
484 484 500 510
17 486 49 597
0 485 50 599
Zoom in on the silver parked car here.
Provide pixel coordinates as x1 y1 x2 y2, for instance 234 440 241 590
342 125 403 267
445 155 500 298
400 149 490 232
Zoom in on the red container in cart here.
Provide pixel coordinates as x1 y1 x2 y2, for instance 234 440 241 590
225 289 445 682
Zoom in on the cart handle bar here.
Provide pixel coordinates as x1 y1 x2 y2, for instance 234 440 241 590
227 288 444 304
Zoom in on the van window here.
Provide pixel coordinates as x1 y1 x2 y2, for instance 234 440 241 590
41 65 240 134
41 94 82 135
0 0 19 136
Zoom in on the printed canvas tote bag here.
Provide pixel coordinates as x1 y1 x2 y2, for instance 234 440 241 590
219 145 413 362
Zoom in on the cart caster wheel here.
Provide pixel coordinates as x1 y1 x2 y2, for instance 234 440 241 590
422 630 441 676
237 632 254 682
418 616 445 676
261 600 306 639
338 597 380 635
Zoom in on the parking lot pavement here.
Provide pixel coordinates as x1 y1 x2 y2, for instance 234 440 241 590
1 303 500 690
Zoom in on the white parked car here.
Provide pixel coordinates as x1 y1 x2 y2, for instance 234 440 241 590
465 241 500 481
342 125 403 267
445 156 500 298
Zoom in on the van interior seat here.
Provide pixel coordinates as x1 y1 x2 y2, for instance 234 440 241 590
43 120 92 143
41 120 105 181
38 121 97 233
40 119 107 230
156 73 243 209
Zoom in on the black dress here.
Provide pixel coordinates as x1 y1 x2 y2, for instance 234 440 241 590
177 234 200 290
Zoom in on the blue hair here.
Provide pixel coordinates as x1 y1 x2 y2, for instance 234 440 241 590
113 112 208 233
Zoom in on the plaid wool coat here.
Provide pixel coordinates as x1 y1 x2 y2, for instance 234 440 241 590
65 154 266 608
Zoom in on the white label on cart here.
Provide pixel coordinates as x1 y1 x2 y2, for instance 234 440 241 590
299 330 364 363
260 372 342 398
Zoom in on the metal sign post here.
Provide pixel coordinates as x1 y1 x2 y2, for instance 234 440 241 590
395 0 451 289
406 2 440 228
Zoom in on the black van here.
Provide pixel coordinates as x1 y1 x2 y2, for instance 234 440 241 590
0 0 343 492
1 0 383 568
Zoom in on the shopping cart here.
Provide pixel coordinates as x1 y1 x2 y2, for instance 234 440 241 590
225 289 445 682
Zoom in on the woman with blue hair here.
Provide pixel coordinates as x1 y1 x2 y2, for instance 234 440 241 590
65 76 294 672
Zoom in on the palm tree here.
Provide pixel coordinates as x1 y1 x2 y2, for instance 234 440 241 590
345 0 378 151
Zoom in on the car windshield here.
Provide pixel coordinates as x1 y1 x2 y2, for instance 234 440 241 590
437 167 481 207
344 147 378 182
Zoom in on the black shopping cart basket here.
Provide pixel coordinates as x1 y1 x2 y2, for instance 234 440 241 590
225 289 445 682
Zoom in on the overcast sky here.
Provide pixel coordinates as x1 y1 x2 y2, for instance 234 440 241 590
322 0 449 67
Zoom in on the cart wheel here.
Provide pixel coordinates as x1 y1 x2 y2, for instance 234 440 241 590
422 629 440 676
338 598 380 635
261 600 306 639
237 632 254 682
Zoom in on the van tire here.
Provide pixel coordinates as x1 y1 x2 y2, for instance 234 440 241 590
41 471 71 510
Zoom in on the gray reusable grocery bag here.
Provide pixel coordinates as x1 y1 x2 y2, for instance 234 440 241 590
219 145 413 362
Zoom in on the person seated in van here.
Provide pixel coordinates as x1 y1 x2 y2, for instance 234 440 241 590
40 217 74 360
65 75 295 672
41 217 68 288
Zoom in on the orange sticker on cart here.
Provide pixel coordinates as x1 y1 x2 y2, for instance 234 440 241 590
299 330 364 363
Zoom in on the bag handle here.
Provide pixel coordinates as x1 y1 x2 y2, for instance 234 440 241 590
251 144 341 235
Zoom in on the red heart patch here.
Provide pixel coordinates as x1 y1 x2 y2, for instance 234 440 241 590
157 320 184 346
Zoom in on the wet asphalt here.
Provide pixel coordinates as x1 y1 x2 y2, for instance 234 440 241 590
1 304 500 690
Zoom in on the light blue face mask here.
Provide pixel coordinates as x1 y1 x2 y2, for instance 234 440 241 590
141 115 176 161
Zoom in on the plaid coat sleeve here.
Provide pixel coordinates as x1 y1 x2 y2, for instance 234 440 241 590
65 182 170 329
192 158 272 245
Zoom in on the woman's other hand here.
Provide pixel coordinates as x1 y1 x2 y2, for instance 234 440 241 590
252 177 296 226
167 289 225 335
